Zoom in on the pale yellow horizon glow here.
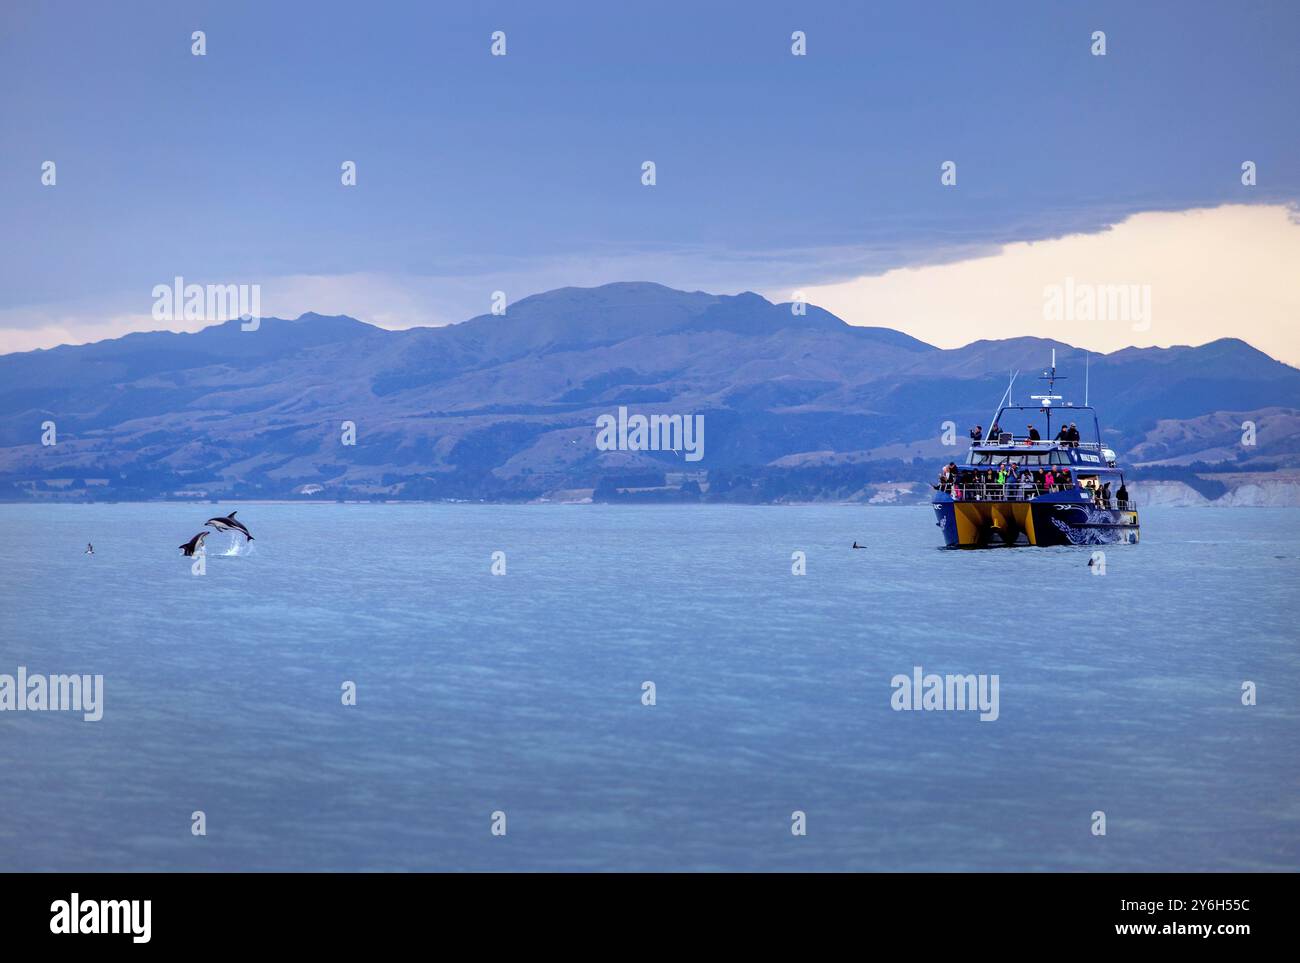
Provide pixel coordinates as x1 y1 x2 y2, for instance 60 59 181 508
793 204 1300 368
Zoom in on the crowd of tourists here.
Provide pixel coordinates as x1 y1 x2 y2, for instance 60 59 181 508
936 462 1130 508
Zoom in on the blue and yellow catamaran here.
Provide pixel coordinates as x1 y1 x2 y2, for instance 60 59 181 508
932 354 1140 547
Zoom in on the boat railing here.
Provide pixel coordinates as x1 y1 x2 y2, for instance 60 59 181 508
938 482 1137 510
944 483 1048 502
972 436 1103 450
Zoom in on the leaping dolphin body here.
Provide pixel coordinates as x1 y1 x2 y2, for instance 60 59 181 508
179 532 208 557
205 511 254 541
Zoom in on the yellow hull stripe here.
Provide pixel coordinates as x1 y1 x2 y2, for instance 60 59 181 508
952 503 1039 546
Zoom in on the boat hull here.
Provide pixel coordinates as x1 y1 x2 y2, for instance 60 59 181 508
932 499 1139 548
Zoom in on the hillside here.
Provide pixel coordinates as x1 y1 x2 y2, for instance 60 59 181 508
2 283 1298 504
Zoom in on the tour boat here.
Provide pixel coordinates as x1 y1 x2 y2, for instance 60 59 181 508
932 355 1139 547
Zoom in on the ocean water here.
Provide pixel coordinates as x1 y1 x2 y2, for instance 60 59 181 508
0 503 1296 872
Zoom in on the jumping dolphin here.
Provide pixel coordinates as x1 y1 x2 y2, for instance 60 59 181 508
179 532 208 557
205 511 254 541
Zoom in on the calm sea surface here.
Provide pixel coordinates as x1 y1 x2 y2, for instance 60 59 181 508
0 504 1296 871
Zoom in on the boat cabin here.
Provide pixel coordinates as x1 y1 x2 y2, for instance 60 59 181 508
940 394 1134 510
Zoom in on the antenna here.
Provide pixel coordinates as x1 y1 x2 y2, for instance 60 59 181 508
985 370 1019 442
1030 351 1064 406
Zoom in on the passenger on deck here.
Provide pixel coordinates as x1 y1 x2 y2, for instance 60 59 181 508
1102 482 1112 508
1044 468 1055 491
970 425 983 444
1067 423 1080 446
989 422 1001 441
1058 468 1071 489
1027 425 1040 442
1117 482 1129 508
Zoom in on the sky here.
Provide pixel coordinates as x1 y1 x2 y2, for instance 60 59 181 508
1 0 1298 361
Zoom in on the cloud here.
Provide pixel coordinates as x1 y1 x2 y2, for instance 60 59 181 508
2 205 1297 367
786 204 1300 367
0 247 830 352
0 309 204 354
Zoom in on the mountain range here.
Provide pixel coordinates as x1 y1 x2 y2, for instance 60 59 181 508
3 282 1299 504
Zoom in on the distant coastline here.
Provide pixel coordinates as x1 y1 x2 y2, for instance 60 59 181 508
6 473 1300 509
3 286 1298 508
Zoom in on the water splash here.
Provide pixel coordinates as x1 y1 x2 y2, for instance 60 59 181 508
220 533 251 557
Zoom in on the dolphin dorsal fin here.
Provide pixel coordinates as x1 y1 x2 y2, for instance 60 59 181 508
228 511 237 517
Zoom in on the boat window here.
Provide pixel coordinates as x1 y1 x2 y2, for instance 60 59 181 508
969 450 1062 466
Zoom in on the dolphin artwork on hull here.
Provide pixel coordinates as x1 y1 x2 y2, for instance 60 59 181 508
205 511 254 541
179 532 208 557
